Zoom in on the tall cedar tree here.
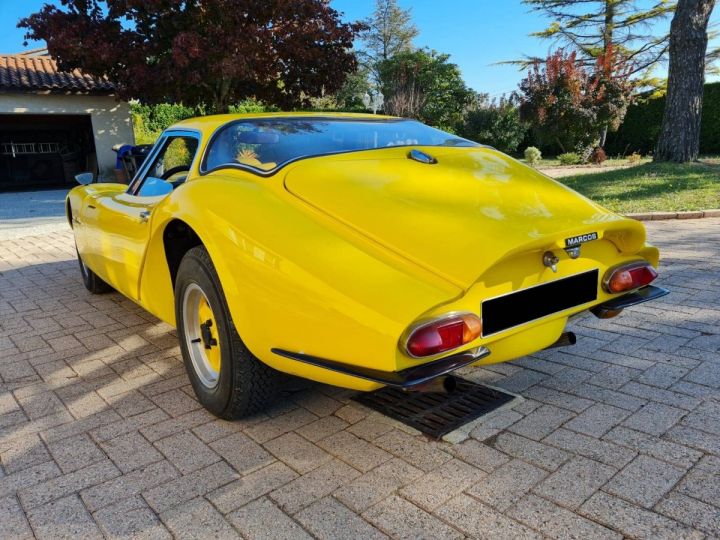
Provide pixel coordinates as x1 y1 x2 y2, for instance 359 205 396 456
655 0 716 161
19 0 363 113
522 0 676 79
361 0 418 63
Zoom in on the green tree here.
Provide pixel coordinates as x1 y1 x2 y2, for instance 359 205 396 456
459 96 528 154
378 49 473 131
522 0 676 79
361 0 418 64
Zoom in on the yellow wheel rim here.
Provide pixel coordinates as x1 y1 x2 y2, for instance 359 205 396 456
182 283 222 389
198 296 221 373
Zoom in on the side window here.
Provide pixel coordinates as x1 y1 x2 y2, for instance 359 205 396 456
146 136 199 180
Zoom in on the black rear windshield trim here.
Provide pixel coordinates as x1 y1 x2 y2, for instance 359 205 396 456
198 116 478 178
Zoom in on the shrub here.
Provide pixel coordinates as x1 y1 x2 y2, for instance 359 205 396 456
627 152 642 164
589 147 607 164
460 98 528 154
558 152 582 165
524 146 542 165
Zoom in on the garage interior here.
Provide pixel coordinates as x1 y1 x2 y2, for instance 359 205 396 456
0 113 97 191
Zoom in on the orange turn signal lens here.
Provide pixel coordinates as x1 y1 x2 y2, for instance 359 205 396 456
603 262 658 294
405 313 482 358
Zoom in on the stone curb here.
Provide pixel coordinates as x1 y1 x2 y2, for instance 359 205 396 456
625 209 720 221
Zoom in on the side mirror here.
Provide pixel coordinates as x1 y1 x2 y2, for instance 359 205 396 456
75 172 94 185
138 177 173 197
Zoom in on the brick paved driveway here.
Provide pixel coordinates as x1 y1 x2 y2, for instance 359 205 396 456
0 219 718 539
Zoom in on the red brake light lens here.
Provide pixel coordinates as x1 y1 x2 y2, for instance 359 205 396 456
405 314 482 358
604 262 658 294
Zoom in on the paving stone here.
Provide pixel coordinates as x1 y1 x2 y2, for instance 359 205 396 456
469 409 523 441
0 495 33 539
364 494 464 540
637 363 688 389
93 495 171 540
374 430 452 472
139 409 215 443
270 459 360 514
523 385 595 413
292 390 343 417
244 408 318 443
26 494 103 540
580 491 703 540
317 430 392 473
105 390 157 418
346 416 395 441
656 492 720 537
491 432 570 471
227 496 309 539
0 433 51 474
100 431 164 473
620 381 700 411
162 497 240 539
150 389 201 417
45 433 106 474
451 438 511 472
17 391 66 420
466 458 548 512
263 432 333 474
399 458 486 511
569 383 646 411
676 464 720 508
507 404 575 441
207 461 298 514
604 426 702 468
543 428 636 468
334 458 423 513
82 460 179 512
508 494 622 540
435 493 540 540
90 408 169 443
563 403 629 438
296 496 388 539
665 424 720 456
191 419 242 443
533 456 616 509
681 399 720 436
621 402 686 436
603 455 686 508
153 431 219 474
209 432 274 475
143 461 238 514
295 415 349 442
18 459 121 509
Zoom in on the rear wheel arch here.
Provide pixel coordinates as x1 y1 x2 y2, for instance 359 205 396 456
163 218 203 288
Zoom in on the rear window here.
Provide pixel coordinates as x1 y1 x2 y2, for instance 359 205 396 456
202 117 477 174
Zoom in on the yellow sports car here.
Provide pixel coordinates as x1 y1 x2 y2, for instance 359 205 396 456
67 113 668 418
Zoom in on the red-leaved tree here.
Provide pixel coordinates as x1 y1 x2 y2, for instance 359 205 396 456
519 48 635 156
19 0 363 113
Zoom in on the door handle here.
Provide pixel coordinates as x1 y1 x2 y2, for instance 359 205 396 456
139 210 151 223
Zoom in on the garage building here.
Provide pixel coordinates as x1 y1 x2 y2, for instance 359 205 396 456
0 48 134 191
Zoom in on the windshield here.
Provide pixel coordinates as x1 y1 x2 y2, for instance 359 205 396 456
202 118 478 173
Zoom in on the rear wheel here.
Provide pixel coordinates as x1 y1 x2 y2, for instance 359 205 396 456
175 246 277 418
76 249 113 294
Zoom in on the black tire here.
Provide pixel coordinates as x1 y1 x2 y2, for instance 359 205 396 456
76 249 113 294
175 245 277 418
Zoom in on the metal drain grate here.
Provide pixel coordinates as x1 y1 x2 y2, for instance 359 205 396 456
353 378 515 439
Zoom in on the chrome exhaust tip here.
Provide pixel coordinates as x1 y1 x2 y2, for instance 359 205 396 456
406 375 458 394
546 331 577 349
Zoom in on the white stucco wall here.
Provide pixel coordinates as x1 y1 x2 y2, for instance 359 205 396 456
0 93 134 179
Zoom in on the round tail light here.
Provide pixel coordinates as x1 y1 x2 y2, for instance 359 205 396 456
603 261 658 294
404 313 482 358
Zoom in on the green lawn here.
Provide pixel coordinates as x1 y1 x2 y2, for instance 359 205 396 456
557 160 720 213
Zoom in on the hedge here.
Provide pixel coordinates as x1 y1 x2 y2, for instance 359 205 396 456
605 82 720 156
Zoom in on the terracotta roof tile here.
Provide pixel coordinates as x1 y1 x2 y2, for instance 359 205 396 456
0 53 115 93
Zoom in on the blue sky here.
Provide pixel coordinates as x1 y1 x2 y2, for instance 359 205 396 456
1 0 718 96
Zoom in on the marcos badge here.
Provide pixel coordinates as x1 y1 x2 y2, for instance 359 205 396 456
565 232 599 247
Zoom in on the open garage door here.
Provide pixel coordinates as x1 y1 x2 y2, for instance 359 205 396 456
0 114 96 191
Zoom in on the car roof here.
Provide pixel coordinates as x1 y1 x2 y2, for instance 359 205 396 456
172 111 400 133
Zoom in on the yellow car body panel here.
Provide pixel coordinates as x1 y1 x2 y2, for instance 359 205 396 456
67 112 662 392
